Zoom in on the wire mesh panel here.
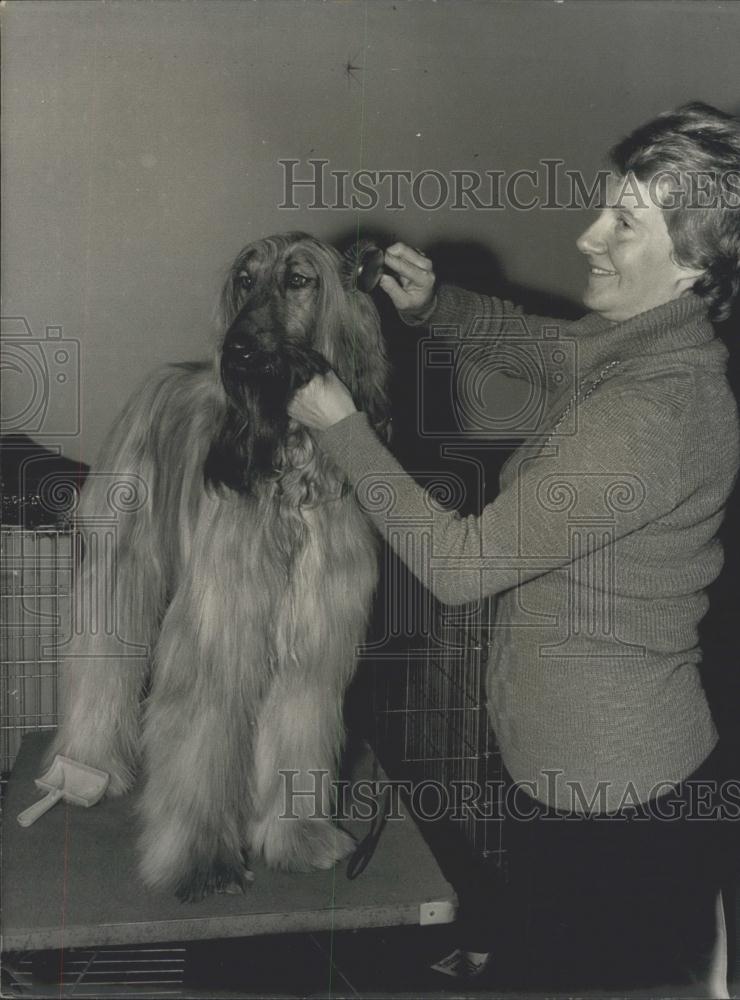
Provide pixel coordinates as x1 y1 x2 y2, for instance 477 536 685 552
1 527 188 995
4 946 187 997
372 593 505 866
0 526 72 781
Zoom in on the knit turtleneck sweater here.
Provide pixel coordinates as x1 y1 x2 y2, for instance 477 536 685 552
317 286 739 812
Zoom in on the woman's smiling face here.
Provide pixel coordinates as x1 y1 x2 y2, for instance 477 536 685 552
576 173 703 323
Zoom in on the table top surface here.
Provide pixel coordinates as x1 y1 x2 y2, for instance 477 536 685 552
1 733 456 951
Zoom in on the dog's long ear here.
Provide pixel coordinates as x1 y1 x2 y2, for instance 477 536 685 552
341 240 384 294
327 275 391 437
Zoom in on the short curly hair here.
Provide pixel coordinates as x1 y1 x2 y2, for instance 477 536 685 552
610 102 740 322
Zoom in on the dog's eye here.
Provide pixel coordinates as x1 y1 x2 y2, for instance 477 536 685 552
287 272 312 289
238 271 253 291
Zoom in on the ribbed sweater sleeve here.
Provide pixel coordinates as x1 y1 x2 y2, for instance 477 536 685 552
428 284 563 335
316 373 691 606
407 284 571 390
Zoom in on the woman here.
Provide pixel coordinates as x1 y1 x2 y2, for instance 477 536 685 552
290 102 740 993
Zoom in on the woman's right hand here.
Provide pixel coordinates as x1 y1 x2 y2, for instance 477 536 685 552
380 243 437 323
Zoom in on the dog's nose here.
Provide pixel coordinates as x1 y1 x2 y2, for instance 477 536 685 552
223 340 281 377
224 340 256 362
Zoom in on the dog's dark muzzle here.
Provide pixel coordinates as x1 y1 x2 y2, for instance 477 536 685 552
222 339 283 378
219 326 331 412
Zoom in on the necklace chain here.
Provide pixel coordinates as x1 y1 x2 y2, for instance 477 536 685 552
544 360 621 445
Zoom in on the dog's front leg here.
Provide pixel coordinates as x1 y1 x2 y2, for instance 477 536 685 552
137 593 254 902
248 671 355 872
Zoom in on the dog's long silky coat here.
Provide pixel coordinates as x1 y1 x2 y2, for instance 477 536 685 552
47 234 390 901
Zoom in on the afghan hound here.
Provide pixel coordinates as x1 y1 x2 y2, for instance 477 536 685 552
47 233 390 901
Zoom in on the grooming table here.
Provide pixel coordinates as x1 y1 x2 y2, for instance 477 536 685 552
2 733 456 951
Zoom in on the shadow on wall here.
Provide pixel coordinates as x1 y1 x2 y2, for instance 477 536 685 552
333 230 582 512
336 227 583 317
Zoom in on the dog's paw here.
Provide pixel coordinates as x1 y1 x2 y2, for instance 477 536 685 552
269 820 356 873
175 859 254 903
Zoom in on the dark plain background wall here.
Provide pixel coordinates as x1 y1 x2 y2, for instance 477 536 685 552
2 1 739 749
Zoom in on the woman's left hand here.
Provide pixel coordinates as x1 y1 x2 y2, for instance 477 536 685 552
288 371 357 431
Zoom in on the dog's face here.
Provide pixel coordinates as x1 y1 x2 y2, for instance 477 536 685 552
205 233 389 496
220 239 332 413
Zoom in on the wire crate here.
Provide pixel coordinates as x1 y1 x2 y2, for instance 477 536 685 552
370 588 505 867
0 525 72 783
0 526 190 997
